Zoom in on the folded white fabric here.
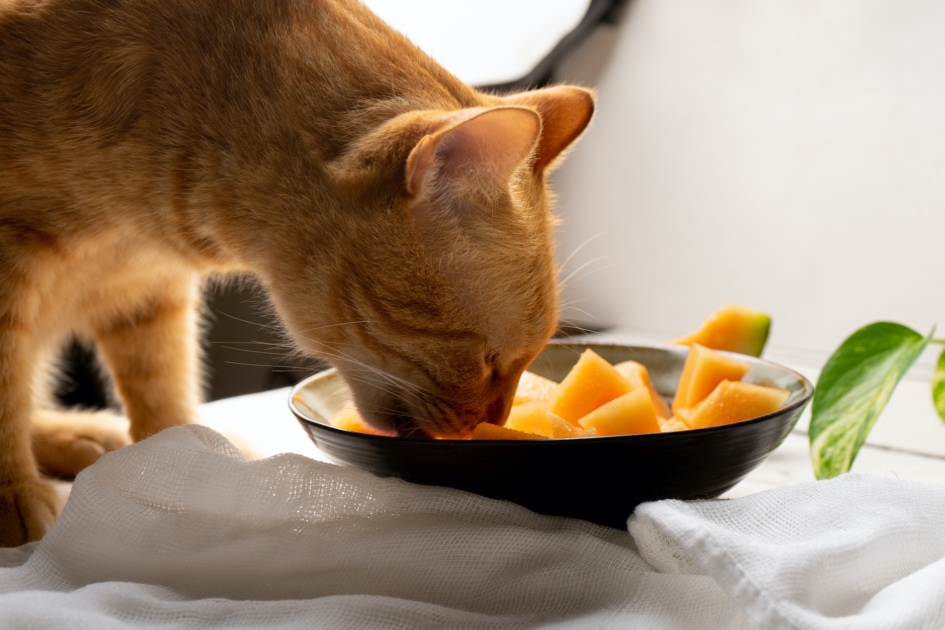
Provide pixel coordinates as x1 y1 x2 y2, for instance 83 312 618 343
632 475 945 630
0 425 941 629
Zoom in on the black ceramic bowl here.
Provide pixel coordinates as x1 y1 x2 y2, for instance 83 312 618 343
289 341 813 528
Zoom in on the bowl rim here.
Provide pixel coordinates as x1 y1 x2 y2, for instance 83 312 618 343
288 340 815 444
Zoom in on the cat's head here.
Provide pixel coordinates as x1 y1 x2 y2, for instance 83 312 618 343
271 86 594 437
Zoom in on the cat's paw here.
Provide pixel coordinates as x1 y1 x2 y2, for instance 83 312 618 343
0 477 61 546
31 409 131 479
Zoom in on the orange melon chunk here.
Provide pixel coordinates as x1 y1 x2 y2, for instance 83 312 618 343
513 371 559 407
672 344 750 414
676 380 789 429
505 402 598 438
658 416 688 433
613 360 672 419
471 422 547 440
329 403 396 437
577 388 662 436
672 303 771 357
549 349 632 424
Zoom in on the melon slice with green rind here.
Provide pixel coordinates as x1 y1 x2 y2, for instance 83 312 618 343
673 303 771 357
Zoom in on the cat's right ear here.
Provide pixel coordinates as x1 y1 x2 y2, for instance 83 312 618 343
405 107 541 199
503 86 595 174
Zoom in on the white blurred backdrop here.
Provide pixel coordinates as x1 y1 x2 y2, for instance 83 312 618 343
548 0 945 366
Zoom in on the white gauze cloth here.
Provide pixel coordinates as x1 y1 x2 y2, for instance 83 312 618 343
0 425 942 629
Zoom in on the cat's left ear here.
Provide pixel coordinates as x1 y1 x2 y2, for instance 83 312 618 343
405 106 541 199
502 86 595 174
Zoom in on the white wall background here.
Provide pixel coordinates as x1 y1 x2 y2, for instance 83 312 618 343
549 0 945 365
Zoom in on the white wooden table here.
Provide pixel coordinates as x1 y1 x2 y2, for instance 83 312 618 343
724 349 945 497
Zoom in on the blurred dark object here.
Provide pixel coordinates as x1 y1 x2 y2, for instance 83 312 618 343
202 281 327 401
479 0 627 92
56 341 110 410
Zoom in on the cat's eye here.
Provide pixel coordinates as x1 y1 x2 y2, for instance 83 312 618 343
483 351 500 380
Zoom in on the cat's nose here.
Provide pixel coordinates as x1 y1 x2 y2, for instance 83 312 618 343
486 388 514 426
484 371 518 425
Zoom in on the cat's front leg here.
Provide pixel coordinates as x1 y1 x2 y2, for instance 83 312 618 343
31 408 131 478
94 277 203 442
0 324 61 545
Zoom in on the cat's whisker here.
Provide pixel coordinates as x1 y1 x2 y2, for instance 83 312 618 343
217 345 293 356
213 311 287 334
208 339 284 346
559 257 613 289
558 305 600 325
222 360 307 370
347 372 438 421
353 370 432 407
424 399 459 436
346 387 438 435
558 296 596 312
558 232 605 276
558 296 601 323
556 319 602 337
333 372 408 401
297 337 434 399
306 349 433 410
288 320 376 335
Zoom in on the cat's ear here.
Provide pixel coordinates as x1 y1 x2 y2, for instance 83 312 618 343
405 107 541 198
502 86 595 174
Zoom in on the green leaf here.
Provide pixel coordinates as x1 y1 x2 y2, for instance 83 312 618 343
931 346 945 423
809 322 931 480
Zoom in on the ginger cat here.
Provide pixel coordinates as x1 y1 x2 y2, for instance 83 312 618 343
0 0 594 545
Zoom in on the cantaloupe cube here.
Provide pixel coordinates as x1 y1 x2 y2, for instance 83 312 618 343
541 409 595 438
506 402 597 438
658 416 689 432
613 360 672 419
549 349 633 424
471 422 547 440
513 371 559 407
329 403 396 437
672 344 750 414
505 402 554 437
577 389 662 436
676 380 790 429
